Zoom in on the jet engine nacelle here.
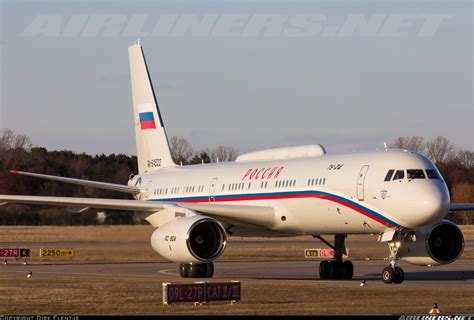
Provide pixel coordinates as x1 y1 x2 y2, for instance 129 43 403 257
150 215 227 263
398 220 464 266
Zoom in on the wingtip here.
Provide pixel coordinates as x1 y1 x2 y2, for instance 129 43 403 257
9 170 18 175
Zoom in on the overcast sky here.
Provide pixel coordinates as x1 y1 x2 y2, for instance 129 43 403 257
0 0 472 156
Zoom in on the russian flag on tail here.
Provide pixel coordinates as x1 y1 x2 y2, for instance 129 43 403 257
139 112 156 130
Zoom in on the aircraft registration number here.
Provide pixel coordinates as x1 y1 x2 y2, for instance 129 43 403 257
147 158 162 168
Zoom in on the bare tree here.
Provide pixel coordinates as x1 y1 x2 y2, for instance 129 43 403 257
389 136 426 153
209 146 238 162
426 136 455 164
0 129 33 169
0 129 32 151
0 129 15 150
169 136 193 165
456 149 474 169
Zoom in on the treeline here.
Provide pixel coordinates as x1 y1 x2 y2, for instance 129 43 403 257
0 129 237 225
169 136 238 165
0 129 472 225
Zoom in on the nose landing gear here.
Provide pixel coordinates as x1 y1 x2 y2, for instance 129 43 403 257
382 240 405 284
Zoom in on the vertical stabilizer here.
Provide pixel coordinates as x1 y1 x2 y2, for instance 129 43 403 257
128 42 175 173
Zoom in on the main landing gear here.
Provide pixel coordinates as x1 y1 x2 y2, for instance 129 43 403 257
179 262 214 278
314 234 354 280
382 240 405 284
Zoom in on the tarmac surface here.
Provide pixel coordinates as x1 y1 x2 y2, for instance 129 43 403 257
2 259 474 288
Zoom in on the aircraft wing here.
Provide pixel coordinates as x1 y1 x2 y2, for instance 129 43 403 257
8 170 140 195
0 195 275 229
449 203 474 211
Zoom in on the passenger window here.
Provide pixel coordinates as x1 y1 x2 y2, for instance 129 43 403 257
425 169 441 180
407 169 426 180
393 170 405 180
384 170 395 182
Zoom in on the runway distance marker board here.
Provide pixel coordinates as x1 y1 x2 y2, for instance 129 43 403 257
40 248 75 258
305 248 349 258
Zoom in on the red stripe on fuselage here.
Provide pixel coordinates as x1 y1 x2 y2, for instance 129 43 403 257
175 193 392 227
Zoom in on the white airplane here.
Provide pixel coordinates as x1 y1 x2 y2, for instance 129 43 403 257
1 42 473 284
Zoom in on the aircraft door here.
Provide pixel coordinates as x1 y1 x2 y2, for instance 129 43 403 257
357 165 369 201
209 178 218 202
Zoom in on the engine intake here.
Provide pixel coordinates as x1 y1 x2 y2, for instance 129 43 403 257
187 218 226 260
399 220 464 266
151 215 227 263
426 221 464 263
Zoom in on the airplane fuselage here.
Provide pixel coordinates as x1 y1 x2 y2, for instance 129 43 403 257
134 149 449 236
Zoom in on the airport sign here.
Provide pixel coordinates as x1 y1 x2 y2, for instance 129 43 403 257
40 248 75 258
19 248 30 257
0 248 30 257
0 248 19 257
305 248 349 258
163 281 240 305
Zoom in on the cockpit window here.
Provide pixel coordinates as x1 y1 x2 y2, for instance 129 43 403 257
384 170 395 182
407 169 426 179
425 169 441 180
392 170 404 180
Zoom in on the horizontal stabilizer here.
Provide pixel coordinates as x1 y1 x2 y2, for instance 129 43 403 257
9 170 140 195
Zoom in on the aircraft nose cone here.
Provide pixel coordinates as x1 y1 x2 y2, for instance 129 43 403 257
408 184 449 228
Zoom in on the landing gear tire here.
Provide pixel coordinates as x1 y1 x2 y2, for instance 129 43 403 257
342 260 354 280
179 263 189 278
188 263 201 278
319 260 353 280
328 260 340 279
180 262 214 278
314 234 353 280
319 261 330 279
394 267 405 284
382 266 395 284
204 262 214 278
